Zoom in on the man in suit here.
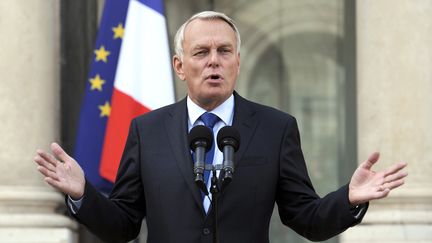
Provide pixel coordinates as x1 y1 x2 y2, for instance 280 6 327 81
34 11 408 243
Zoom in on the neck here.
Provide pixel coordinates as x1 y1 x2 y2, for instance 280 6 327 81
191 94 232 111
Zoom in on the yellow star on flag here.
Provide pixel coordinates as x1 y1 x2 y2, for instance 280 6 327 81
94 45 110 63
89 74 106 91
112 23 124 39
98 101 111 117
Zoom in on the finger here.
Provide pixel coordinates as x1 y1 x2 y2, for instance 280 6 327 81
44 177 64 191
37 149 61 167
37 165 49 178
34 155 56 172
360 152 380 170
37 166 60 181
34 154 47 166
37 165 58 180
384 161 407 177
384 171 408 184
383 178 405 191
51 143 73 164
374 188 391 199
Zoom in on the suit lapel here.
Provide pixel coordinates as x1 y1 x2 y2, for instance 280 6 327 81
163 93 259 215
232 92 259 167
164 98 205 213
205 92 259 218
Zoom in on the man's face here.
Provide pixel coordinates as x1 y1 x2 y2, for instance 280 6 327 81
173 18 240 110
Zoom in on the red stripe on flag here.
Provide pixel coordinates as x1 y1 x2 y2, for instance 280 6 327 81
99 88 150 182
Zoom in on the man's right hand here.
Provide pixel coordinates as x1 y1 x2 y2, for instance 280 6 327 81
34 142 85 200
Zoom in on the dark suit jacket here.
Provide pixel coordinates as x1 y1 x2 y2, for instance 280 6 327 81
72 92 367 243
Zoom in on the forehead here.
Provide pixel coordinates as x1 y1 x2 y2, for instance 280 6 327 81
183 18 237 48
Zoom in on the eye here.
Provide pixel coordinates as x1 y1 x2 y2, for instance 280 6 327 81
218 48 232 54
193 50 208 56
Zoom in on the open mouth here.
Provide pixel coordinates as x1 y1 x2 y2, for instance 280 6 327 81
206 74 222 81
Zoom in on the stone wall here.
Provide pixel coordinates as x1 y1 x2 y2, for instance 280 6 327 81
341 1 432 242
0 1 77 242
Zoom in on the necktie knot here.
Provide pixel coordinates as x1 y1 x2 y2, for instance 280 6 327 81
201 112 219 129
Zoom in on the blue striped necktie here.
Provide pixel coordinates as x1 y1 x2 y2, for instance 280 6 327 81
200 112 220 198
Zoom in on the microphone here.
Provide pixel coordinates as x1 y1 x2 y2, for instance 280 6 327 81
217 126 240 190
188 125 213 195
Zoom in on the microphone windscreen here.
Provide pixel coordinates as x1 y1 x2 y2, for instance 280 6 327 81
217 126 240 151
188 125 213 150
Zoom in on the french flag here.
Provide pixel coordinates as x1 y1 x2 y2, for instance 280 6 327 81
74 0 174 194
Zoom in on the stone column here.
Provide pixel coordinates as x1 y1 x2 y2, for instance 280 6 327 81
341 1 432 242
0 1 78 242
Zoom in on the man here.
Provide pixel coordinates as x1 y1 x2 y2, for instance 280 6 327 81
34 11 407 243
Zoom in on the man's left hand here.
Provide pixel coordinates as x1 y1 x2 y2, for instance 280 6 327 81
348 152 408 205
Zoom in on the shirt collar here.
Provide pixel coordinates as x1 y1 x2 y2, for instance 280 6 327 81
187 94 235 127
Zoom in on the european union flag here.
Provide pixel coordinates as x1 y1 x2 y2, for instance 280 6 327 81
74 0 174 194
74 1 130 194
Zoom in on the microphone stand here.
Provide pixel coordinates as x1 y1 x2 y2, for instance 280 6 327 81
201 126 240 243
207 165 234 243
210 168 220 243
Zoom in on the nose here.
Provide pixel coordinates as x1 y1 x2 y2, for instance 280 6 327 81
207 49 219 68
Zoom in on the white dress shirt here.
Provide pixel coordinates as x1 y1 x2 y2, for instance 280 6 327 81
187 94 235 212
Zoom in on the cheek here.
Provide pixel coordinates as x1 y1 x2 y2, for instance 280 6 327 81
185 64 203 78
186 79 201 93
227 63 240 80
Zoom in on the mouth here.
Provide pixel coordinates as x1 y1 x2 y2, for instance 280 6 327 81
205 74 223 82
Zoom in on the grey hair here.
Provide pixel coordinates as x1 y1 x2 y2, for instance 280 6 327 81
173 11 241 61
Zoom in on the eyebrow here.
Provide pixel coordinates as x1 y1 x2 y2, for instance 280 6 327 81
191 42 234 51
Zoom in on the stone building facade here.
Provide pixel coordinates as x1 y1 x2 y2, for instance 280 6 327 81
0 0 430 242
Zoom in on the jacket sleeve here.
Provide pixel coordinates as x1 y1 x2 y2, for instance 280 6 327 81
276 117 368 241
71 118 146 243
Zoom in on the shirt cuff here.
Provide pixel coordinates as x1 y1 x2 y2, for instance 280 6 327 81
67 195 83 214
350 203 368 220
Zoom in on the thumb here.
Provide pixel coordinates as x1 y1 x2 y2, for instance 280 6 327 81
360 152 380 170
51 142 73 163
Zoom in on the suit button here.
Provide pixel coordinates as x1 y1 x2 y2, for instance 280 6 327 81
202 227 211 235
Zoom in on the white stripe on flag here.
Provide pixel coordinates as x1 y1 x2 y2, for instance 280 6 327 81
114 0 174 110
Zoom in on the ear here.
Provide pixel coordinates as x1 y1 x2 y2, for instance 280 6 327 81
236 53 241 75
173 55 186 81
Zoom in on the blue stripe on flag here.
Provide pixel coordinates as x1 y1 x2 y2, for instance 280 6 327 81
74 0 130 194
137 0 165 15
